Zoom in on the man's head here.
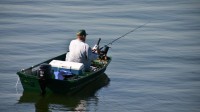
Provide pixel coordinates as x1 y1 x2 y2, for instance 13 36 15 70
76 29 88 42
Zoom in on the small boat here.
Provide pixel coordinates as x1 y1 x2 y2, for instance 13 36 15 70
18 73 110 110
17 52 111 94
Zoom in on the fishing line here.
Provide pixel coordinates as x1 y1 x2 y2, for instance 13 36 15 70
105 22 150 47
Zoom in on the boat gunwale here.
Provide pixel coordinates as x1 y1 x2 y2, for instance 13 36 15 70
17 53 112 82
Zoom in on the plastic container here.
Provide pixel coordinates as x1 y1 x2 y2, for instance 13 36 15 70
49 60 84 75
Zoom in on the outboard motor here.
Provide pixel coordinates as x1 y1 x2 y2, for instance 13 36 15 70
101 45 110 56
100 45 110 60
38 63 51 95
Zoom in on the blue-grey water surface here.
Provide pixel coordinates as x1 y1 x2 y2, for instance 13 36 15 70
0 0 200 112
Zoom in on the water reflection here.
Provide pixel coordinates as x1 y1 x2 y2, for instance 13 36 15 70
18 73 110 112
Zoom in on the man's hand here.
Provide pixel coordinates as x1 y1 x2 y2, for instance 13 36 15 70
92 45 100 54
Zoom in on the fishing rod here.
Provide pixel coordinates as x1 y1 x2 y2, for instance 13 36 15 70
94 22 149 57
105 22 149 47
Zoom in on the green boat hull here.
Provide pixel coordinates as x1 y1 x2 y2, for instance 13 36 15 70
18 73 110 111
17 53 111 94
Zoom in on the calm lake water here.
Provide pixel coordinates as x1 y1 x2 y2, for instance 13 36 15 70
0 0 200 112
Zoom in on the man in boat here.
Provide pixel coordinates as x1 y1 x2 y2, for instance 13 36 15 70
66 29 100 71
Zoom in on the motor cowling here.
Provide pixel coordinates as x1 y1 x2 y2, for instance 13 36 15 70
101 45 110 55
39 63 52 80
99 45 110 60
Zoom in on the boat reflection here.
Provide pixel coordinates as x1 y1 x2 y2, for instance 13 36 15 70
18 73 110 112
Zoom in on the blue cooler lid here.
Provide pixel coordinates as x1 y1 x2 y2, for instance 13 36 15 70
59 70 72 76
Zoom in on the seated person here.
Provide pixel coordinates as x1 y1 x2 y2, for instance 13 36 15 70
66 29 99 71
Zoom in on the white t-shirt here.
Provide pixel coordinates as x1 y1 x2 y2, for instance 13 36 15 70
67 39 98 71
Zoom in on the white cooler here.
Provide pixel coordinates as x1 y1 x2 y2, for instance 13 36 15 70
49 60 85 75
